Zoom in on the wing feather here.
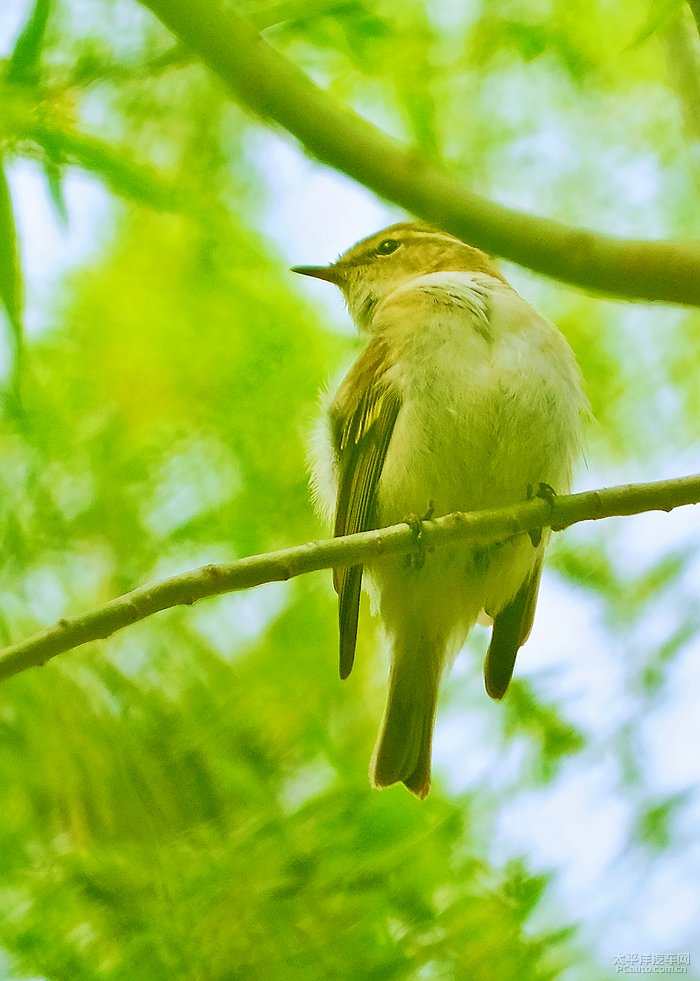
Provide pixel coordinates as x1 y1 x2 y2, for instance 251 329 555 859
330 339 401 679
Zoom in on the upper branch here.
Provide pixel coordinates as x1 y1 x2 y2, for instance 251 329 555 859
135 0 700 306
0 473 698 684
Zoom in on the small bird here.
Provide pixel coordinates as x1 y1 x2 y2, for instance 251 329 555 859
293 223 586 799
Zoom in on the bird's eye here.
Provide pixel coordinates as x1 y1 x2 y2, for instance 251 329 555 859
375 239 400 256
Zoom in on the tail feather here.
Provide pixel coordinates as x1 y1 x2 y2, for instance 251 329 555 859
370 648 440 799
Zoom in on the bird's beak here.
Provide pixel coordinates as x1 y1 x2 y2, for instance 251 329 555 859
291 263 344 285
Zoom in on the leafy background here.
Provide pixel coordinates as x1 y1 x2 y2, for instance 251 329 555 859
1 0 700 978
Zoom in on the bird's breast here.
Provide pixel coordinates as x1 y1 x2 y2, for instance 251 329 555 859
373 274 583 522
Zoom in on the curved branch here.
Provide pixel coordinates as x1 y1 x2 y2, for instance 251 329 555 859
135 0 700 306
1 473 699 684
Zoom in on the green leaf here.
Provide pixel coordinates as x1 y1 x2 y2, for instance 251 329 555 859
634 791 692 850
641 617 700 693
5 0 53 85
502 681 586 783
0 159 24 362
40 133 69 224
631 0 686 47
42 157 68 225
23 121 188 213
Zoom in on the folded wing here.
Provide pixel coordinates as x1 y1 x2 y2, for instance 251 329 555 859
330 339 402 679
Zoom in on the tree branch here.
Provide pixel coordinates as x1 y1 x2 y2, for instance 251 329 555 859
0 473 699 684
134 0 700 306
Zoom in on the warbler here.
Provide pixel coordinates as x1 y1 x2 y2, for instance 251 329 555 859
293 223 586 799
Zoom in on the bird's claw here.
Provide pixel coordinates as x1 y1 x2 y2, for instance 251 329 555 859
533 482 557 504
526 483 557 547
404 500 435 569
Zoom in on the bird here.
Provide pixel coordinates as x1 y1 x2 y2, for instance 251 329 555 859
293 222 587 799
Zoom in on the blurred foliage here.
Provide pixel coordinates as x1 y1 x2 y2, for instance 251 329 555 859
0 0 699 978
0 159 23 390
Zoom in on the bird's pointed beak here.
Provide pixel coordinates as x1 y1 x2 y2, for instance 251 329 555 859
291 263 344 285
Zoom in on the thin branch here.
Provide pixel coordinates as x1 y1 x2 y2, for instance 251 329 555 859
67 44 195 88
0 473 699 684
246 0 359 30
134 0 700 306
64 2 353 88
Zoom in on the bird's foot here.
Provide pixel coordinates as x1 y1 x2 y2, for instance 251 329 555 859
404 500 435 570
530 482 557 504
526 483 557 547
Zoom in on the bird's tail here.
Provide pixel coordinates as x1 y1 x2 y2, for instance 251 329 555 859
369 640 442 799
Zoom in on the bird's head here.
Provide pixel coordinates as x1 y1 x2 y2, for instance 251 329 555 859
292 223 505 329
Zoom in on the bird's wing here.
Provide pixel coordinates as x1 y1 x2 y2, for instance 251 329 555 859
330 338 402 679
483 556 543 699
